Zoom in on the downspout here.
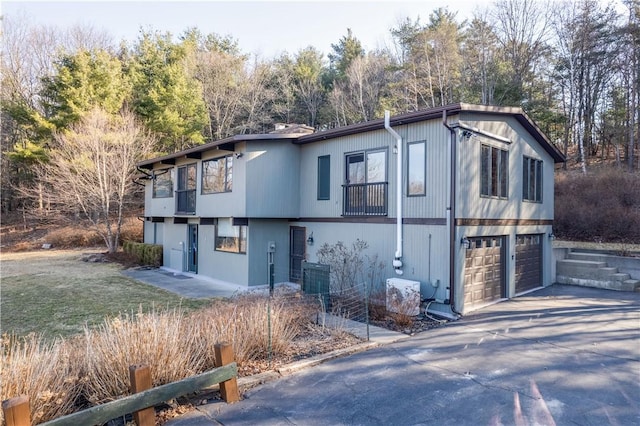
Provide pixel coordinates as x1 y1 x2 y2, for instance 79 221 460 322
384 111 403 275
442 110 462 315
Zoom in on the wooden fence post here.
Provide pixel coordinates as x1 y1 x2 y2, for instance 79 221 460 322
129 364 155 426
2 395 31 426
214 343 240 403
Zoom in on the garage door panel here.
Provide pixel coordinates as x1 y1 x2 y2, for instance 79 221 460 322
515 234 542 293
464 236 505 308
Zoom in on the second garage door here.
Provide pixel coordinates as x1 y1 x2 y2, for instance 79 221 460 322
515 234 542 294
463 236 505 309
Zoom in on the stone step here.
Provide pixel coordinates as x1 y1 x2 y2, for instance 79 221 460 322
611 273 631 282
556 276 640 292
557 259 607 269
556 260 609 279
622 280 640 292
567 252 612 263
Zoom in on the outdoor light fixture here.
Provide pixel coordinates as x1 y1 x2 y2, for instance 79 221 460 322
461 237 471 249
460 130 473 140
307 232 314 246
548 233 555 240
235 152 244 159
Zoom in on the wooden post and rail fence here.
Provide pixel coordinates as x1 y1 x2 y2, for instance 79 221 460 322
2 343 239 426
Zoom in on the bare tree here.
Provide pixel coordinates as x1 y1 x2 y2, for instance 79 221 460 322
491 0 551 103
329 53 392 125
193 47 248 140
38 108 154 252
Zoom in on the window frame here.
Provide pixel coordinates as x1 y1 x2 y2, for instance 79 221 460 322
343 148 388 216
317 155 330 200
214 217 247 254
480 144 509 199
344 148 388 185
407 141 426 197
175 164 197 214
522 156 543 203
201 155 233 194
152 168 174 198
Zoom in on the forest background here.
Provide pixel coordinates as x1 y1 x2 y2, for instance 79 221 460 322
1 0 639 245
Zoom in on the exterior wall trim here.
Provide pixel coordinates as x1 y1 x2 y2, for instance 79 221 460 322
456 218 553 226
295 217 447 225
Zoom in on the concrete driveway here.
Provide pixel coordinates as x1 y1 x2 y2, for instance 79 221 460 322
168 285 640 425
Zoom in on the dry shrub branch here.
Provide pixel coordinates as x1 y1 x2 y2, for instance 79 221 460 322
1 292 345 424
555 169 640 243
0 334 80 424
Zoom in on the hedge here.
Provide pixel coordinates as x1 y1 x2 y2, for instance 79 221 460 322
123 241 163 266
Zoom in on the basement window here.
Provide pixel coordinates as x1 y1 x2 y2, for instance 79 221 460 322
215 218 246 254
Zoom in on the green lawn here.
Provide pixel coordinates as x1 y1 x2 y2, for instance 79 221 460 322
0 250 210 340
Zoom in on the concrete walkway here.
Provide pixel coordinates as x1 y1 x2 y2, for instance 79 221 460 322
166 284 640 426
122 267 247 299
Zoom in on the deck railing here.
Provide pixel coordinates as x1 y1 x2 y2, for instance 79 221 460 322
342 182 388 216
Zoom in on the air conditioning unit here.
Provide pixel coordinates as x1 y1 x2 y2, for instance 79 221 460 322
386 278 420 316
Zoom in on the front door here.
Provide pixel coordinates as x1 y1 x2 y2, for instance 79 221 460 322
290 226 306 283
187 224 198 273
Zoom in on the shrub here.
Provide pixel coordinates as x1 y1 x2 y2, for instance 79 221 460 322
119 217 143 243
316 240 386 295
555 169 640 242
80 308 204 404
1 334 80 424
123 241 162 266
46 226 103 248
1 293 337 423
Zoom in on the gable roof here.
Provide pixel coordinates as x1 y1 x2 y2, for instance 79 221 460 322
137 103 565 169
297 103 565 163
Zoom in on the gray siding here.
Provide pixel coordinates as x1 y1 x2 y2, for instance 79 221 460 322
162 221 187 271
143 221 164 246
197 144 246 217
144 169 174 217
293 220 450 300
144 140 302 219
456 114 555 221
299 122 449 220
247 219 292 286
196 222 249 285
246 141 300 217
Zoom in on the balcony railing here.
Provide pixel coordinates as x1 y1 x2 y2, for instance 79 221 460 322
342 182 388 216
175 189 196 214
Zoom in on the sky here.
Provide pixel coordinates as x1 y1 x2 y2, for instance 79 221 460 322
2 0 495 57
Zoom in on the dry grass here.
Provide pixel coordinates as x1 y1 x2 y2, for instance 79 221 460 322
80 308 206 405
1 293 355 424
555 169 640 243
1 216 143 252
0 334 80 424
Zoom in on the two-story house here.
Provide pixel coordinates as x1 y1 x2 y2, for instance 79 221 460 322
138 103 564 316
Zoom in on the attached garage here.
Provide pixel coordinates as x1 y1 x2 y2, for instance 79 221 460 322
463 236 505 309
515 234 543 294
